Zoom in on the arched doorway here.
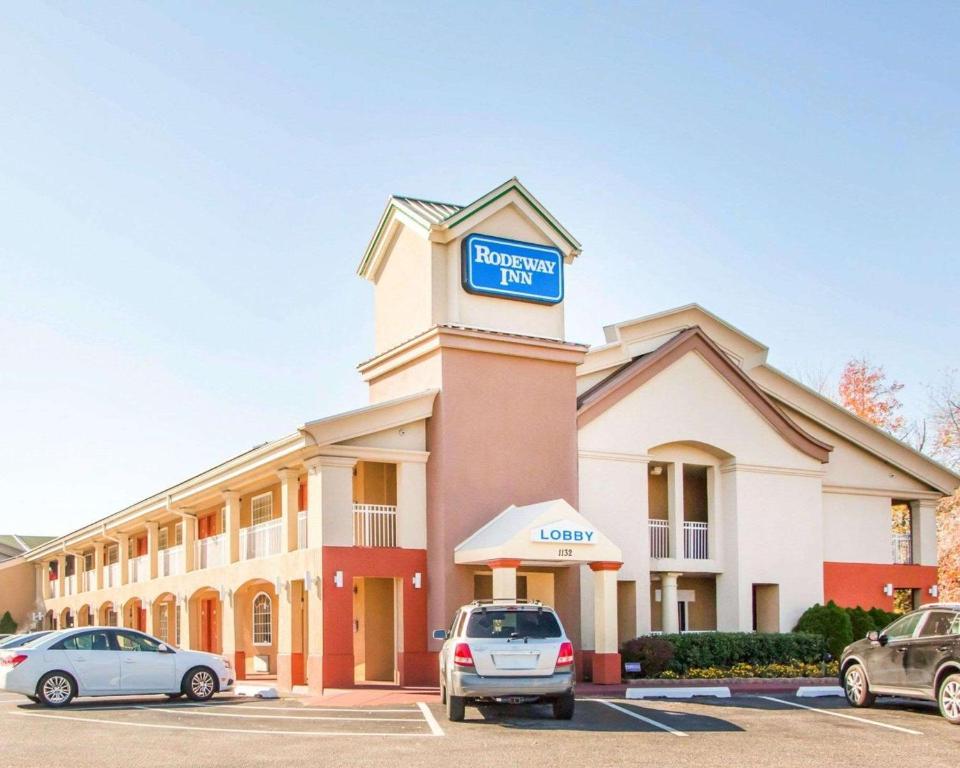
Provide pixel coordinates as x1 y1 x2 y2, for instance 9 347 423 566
234 579 279 681
98 601 117 626
189 587 222 654
122 597 145 631
152 592 179 646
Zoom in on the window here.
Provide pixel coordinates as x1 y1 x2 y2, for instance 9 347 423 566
919 611 958 638
54 631 112 651
175 523 183 546
106 545 118 565
158 604 169 643
253 592 272 645
116 631 162 652
84 553 94 571
464 609 562 639
158 528 168 551
884 612 923 641
251 493 273 526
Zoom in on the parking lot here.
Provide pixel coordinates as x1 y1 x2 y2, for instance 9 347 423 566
2 691 959 768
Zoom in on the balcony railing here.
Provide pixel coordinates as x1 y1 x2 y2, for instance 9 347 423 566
51 579 61 599
298 511 307 550
128 554 149 584
649 519 669 558
354 504 397 548
196 533 226 569
893 533 913 565
240 518 282 560
104 562 119 588
64 574 77 596
80 571 94 592
159 545 184 578
683 521 709 560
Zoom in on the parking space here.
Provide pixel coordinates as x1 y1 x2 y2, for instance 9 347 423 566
2 692 959 768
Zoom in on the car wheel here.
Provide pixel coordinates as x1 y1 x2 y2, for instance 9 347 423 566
446 692 465 722
938 673 960 724
36 671 76 708
843 663 875 708
183 667 217 701
552 691 575 720
26 695 39 704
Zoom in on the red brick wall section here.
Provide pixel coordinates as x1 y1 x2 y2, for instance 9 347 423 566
823 562 938 610
322 546 430 687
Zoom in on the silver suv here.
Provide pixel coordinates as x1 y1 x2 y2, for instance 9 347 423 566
434 599 575 722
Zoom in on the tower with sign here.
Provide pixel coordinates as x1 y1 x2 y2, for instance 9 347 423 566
357 178 588 651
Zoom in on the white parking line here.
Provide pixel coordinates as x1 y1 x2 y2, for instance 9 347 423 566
757 696 923 735
587 699 687 736
54 702 420 714
8 710 438 737
137 705 422 723
417 702 444 737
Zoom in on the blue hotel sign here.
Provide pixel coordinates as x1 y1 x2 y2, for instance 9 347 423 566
461 234 564 305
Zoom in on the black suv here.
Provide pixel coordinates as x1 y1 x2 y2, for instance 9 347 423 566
840 603 960 724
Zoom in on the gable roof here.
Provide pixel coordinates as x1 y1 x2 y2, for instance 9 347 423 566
577 326 833 463
357 178 581 279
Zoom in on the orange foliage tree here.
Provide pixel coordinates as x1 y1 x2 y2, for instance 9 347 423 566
939 491 960 602
838 358 905 434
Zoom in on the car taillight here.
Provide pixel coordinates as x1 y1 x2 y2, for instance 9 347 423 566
453 643 474 667
0 654 27 668
556 642 574 669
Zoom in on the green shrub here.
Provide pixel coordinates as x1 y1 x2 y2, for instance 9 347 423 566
868 607 900 630
620 636 674 677
793 601 853 658
845 606 875 640
639 632 827 674
0 611 16 635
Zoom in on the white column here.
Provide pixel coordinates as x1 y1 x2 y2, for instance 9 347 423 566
93 542 104 591
117 533 130 586
490 560 519 600
910 500 939 566
146 522 159 580
223 491 241 563
181 514 197 572
303 456 357 548
396 461 427 549
667 463 684 559
277 468 300 553
41 561 52 600
591 564 621 654
56 554 67 597
706 466 721 563
661 572 681 634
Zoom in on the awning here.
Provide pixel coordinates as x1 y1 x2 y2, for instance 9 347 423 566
454 499 622 566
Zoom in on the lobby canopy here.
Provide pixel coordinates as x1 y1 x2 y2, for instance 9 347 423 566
454 499 622 566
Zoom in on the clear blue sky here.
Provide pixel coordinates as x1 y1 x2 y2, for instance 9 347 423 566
1 2 957 534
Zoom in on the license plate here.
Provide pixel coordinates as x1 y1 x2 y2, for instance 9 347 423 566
492 653 539 670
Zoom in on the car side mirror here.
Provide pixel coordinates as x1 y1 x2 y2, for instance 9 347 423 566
157 643 175 654
432 629 448 641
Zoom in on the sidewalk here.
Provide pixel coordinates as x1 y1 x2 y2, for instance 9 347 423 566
577 676 838 697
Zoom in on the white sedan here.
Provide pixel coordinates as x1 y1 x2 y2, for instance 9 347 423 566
0 627 234 707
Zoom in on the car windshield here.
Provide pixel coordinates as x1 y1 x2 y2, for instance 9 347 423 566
0 632 50 649
465 609 562 639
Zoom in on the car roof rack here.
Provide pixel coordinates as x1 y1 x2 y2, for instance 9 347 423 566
470 599 542 605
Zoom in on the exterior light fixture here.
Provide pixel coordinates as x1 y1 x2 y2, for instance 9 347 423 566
882 583 894 597
929 584 939 598
412 572 422 589
650 466 663 476
304 570 312 587
334 570 344 588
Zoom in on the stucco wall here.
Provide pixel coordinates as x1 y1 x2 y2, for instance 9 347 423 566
373 224 434 354
0 558 36 631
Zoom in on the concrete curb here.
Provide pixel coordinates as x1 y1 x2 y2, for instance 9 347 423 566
626 686 730 699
